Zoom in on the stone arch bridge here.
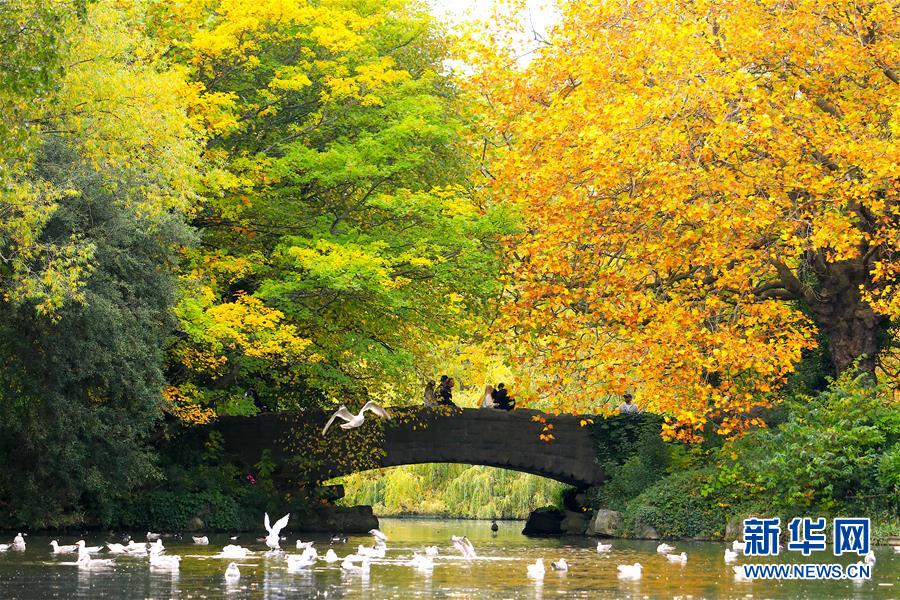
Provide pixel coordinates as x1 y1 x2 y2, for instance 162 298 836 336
211 407 606 488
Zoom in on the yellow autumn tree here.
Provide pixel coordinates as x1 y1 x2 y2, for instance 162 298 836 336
1 0 209 314
469 0 898 437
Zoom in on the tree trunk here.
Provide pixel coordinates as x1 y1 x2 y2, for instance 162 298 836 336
815 301 882 376
808 259 884 377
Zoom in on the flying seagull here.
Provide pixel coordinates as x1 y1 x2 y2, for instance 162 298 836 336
264 512 290 550
322 401 391 435
451 535 477 558
369 529 388 543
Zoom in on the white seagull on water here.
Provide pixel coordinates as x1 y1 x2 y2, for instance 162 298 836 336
322 402 391 435
341 555 371 573
264 513 291 550
124 541 148 556
408 553 434 570
225 562 241 582
287 547 318 570
219 545 250 559
357 544 386 558
323 548 340 563
77 548 114 569
77 540 103 554
617 562 642 579
526 558 545 578
150 554 181 570
148 539 165 555
50 540 79 554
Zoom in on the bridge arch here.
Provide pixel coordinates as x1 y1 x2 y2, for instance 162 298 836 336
212 407 605 488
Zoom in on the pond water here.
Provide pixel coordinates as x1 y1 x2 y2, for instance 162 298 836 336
0 517 896 598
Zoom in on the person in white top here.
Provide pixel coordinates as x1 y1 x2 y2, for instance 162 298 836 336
480 384 496 409
618 393 639 414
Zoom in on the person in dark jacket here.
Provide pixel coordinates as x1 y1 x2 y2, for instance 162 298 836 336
437 375 457 407
493 383 515 411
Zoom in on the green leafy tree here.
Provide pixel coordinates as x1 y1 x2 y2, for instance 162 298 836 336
0 0 93 313
0 145 191 526
163 0 514 415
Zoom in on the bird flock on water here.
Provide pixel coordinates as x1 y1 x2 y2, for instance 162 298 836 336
0 515 486 583
0 524 891 584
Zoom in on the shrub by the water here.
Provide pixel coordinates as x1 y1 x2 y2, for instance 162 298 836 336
621 469 729 539
710 372 899 517
111 490 245 531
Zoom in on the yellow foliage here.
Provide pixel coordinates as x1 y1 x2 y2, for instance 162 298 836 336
469 0 899 437
163 385 216 425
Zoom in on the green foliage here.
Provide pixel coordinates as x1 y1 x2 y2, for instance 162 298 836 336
339 464 567 519
877 443 900 493
105 427 282 531
596 454 666 509
710 372 898 516
588 413 665 465
111 490 244 532
622 469 729 539
167 0 516 413
0 1 94 313
585 413 673 508
0 144 190 527
0 0 73 159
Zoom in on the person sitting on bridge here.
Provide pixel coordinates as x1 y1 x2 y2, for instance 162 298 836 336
245 386 274 413
423 380 436 407
437 375 457 407
493 383 515 411
618 392 639 414
480 384 496 409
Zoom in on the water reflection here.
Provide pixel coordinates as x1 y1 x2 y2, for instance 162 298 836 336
148 566 180 598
